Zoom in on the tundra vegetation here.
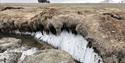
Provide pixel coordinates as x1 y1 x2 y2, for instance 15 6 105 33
0 4 125 63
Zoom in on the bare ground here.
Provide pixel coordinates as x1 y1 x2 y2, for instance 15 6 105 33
0 4 125 63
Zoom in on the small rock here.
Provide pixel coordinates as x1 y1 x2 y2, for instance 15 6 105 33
18 47 39 62
0 52 22 63
0 37 22 51
22 49 76 63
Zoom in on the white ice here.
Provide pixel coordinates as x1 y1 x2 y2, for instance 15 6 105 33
49 0 124 3
34 31 103 63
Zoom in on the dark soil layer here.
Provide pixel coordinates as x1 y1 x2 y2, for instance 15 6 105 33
0 33 54 49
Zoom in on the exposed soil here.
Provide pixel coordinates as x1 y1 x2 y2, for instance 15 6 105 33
0 4 125 63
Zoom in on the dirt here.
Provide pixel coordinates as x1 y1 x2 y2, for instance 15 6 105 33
0 4 125 63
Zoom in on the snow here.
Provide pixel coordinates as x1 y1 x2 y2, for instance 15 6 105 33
34 31 103 63
49 0 124 3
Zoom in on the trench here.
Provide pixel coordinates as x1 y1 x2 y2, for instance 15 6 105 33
5 29 103 63
0 22 104 63
0 9 104 62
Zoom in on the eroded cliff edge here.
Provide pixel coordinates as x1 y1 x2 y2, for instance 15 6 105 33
0 4 125 63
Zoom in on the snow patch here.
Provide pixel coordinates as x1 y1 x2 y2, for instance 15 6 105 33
49 0 124 3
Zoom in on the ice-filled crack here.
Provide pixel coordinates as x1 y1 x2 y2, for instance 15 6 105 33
34 31 103 63
10 29 103 63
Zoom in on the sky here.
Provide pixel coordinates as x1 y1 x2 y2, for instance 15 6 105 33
0 0 38 3
0 0 125 3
